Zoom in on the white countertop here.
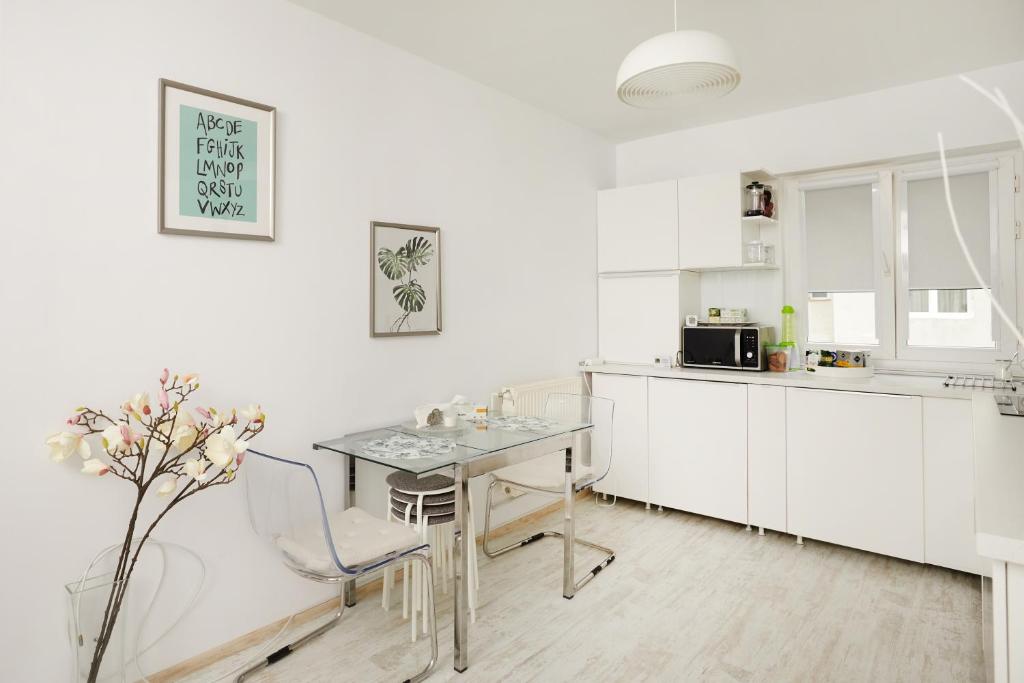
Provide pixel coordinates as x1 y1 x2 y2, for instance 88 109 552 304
585 362 975 400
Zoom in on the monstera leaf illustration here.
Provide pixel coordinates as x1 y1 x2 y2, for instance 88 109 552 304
377 247 408 281
377 231 435 332
401 236 433 269
393 281 426 312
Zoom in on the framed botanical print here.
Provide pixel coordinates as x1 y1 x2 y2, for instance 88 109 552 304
158 79 276 240
371 222 442 337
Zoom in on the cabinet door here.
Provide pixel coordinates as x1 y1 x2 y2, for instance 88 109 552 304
923 398 985 575
649 378 748 524
748 384 786 532
597 181 678 273
677 173 742 269
787 388 924 562
591 373 648 504
598 272 694 364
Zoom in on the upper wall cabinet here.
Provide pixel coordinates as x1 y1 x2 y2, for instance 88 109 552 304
598 172 780 274
678 171 781 271
597 180 679 272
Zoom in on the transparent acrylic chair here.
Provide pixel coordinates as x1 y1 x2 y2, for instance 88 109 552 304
481 393 616 597
241 450 438 682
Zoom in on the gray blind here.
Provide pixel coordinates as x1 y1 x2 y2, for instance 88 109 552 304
804 183 875 292
907 172 990 290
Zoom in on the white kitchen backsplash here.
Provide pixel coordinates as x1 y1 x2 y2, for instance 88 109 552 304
699 269 784 332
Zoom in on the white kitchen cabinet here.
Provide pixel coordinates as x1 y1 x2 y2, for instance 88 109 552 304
591 373 649 504
923 397 986 575
786 388 924 562
676 171 780 271
748 384 786 533
677 172 743 270
649 378 748 524
597 271 700 364
597 180 678 273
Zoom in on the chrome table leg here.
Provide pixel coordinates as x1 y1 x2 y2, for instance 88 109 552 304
563 445 576 600
343 453 356 607
453 462 470 672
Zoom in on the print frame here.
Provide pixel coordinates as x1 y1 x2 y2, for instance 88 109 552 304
371 221 443 338
158 79 276 240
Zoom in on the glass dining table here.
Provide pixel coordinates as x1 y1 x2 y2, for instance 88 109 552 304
313 415 592 673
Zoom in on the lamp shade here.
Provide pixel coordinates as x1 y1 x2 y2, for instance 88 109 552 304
616 30 740 108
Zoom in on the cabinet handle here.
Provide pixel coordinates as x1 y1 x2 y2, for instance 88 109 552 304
881 251 892 276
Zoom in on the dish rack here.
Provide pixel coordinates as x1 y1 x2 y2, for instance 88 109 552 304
943 374 1021 391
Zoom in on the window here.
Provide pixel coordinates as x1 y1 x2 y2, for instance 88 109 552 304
800 174 891 354
896 160 1004 362
798 152 1017 368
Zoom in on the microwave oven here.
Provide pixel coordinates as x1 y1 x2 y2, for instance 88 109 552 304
680 324 775 371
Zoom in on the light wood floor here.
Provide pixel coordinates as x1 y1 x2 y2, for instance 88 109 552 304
187 498 985 682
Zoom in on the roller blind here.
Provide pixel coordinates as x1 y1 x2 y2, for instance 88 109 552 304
804 183 875 292
907 172 991 290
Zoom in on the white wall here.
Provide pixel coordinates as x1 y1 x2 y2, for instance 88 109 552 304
617 60 1024 186
0 1 613 678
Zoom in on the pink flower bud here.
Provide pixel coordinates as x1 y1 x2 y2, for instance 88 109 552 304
197 407 211 420
119 423 141 445
158 388 169 411
236 450 247 466
66 414 82 426
160 368 169 385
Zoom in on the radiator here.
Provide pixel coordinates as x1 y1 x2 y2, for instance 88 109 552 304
496 375 586 499
501 376 584 417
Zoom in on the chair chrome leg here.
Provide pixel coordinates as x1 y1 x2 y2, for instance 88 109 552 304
236 584 346 682
481 478 615 596
236 554 438 683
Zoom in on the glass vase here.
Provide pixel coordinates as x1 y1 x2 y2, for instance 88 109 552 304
65 572 128 683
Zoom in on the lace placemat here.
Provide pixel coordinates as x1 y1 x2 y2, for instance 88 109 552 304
471 415 556 431
360 434 456 460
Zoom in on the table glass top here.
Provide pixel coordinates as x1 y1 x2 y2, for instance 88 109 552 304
314 416 592 474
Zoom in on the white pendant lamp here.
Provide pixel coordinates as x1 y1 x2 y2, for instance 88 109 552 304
616 1 740 108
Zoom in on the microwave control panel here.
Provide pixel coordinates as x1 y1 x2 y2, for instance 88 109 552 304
739 329 762 369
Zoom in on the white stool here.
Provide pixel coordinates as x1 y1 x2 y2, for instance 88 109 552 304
382 472 479 641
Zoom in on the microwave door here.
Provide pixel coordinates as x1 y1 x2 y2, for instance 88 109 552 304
683 328 738 368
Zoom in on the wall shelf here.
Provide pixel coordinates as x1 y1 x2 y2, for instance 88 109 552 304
688 263 781 273
741 214 778 225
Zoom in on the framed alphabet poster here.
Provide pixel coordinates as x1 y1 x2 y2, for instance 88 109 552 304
158 79 276 240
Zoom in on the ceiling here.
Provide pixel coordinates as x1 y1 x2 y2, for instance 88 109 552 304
292 0 1024 142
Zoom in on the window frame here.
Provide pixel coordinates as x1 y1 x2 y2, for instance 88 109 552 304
791 150 1020 373
893 154 1014 364
797 171 895 360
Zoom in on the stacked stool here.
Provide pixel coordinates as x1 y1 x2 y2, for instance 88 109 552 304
382 470 478 641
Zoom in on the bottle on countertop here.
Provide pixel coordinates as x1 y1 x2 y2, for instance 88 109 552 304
780 305 798 370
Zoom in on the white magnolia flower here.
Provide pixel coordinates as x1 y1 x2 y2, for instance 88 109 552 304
240 404 264 422
101 424 140 454
124 393 151 417
81 458 110 476
205 425 248 468
156 477 177 496
46 432 90 462
183 459 209 481
169 410 198 451
209 407 235 429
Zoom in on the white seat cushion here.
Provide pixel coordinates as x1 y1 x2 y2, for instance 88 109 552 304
275 506 422 575
492 451 593 491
